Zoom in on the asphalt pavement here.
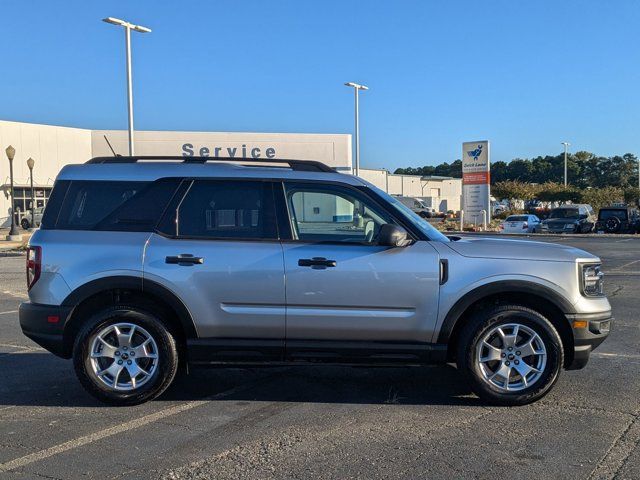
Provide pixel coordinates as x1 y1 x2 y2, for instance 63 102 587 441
0 235 639 479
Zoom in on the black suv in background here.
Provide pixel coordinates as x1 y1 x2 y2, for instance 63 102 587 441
595 206 640 234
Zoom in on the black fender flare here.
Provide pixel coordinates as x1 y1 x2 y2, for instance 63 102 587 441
61 275 198 339
437 280 576 344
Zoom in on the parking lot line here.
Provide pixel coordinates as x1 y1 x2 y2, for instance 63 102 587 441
0 310 18 315
0 384 248 473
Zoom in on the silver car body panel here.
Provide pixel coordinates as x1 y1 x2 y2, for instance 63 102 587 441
142 233 286 339
282 240 440 342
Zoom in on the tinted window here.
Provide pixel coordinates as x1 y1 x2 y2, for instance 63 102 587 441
54 181 148 230
549 208 579 219
599 209 628 221
94 179 182 231
506 216 529 222
174 180 277 239
285 183 391 244
40 180 70 229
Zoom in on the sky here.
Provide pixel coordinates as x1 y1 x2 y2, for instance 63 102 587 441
1 0 640 170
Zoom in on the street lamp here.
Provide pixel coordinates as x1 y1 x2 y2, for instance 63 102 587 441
561 142 570 186
102 17 152 156
5 145 21 240
26 157 35 230
344 82 369 176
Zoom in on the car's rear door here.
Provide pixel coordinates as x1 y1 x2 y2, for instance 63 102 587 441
143 179 286 363
278 181 441 363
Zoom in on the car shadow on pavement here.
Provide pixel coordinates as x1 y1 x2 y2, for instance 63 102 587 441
0 352 481 408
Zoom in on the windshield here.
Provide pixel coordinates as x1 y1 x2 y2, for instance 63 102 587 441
549 208 579 219
366 185 449 242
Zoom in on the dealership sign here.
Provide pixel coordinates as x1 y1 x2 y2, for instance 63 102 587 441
182 143 276 159
462 141 491 223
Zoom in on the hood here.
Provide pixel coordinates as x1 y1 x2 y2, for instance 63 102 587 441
446 237 598 262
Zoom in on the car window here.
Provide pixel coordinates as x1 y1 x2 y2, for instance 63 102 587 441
174 180 277 239
598 210 627 221
506 216 528 222
54 181 148 230
285 183 391 244
549 208 579 219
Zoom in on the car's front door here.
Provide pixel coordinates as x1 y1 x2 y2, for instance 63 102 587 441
279 182 441 362
143 179 286 362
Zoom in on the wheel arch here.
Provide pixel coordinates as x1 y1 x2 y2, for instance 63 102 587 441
60 276 197 358
439 281 576 368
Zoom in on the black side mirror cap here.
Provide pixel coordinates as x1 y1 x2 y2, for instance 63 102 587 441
378 224 412 247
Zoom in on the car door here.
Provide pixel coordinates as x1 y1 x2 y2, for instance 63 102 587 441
143 179 286 362
279 181 441 362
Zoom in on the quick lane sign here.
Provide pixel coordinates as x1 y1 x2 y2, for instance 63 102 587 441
462 141 491 223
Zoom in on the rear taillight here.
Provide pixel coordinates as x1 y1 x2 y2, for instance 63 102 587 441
499 224 504 230
26 246 41 291
522 222 528 229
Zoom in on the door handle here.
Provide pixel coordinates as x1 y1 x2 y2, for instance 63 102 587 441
165 254 204 265
298 257 337 269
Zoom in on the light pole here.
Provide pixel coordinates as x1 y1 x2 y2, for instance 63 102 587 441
27 157 35 230
102 17 152 156
561 142 570 186
344 82 368 176
5 145 21 240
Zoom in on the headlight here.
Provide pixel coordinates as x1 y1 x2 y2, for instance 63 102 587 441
581 264 604 297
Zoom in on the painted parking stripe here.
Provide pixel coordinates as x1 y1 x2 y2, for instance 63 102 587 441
0 381 259 473
0 310 18 315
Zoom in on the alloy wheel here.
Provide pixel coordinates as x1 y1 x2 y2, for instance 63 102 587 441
475 323 547 392
87 322 159 391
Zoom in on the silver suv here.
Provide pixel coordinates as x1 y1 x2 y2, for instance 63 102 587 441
19 156 612 406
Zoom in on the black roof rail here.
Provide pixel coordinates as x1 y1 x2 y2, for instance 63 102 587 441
85 156 336 173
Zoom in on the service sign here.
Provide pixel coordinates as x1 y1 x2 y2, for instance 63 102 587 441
462 140 491 223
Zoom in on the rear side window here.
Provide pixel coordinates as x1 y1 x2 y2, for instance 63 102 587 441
599 210 627 221
167 180 277 239
43 180 180 231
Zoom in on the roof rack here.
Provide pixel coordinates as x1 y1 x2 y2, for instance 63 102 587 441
85 156 335 172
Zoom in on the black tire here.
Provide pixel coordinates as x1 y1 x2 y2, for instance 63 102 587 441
73 305 179 406
605 217 621 233
456 304 563 406
21 218 30 230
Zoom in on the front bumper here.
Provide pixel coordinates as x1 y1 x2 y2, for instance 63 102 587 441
566 311 612 370
19 302 74 358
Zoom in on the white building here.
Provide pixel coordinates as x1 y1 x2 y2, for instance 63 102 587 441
0 119 461 227
359 168 462 213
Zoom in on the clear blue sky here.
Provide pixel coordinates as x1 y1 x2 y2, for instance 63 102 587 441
2 0 639 170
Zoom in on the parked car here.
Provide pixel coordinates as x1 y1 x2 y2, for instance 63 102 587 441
20 156 612 407
499 214 541 234
394 195 436 218
595 206 640 234
540 204 596 234
20 207 44 230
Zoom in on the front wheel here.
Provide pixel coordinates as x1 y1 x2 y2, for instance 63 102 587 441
21 218 30 230
73 306 179 405
457 305 563 406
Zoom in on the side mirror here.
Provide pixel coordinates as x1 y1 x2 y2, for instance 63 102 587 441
378 224 412 247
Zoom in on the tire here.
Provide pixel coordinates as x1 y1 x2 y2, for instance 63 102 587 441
456 304 563 406
73 305 179 406
21 218 30 230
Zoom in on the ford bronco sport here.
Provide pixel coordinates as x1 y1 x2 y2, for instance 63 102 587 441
19 156 612 406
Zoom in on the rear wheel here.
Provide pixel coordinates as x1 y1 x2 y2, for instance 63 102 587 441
457 304 563 406
21 218 30 230
73 306 178 405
